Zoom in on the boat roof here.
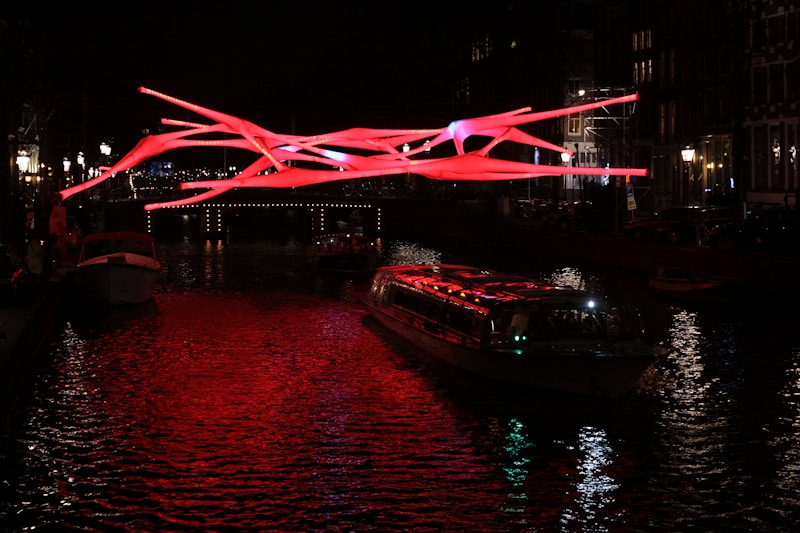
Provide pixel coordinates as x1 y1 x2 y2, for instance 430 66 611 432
377 264 593 309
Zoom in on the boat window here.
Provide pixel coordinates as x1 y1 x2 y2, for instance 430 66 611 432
487 301 640 344
392 288 479 337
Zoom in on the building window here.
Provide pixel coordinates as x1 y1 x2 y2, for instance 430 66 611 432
768 14 786 48
771 125 784 190
471 35 492 62
769 64 785 104
705 88 720 126
453 77 470 104
753 66 767 106
789 60 800 101
753 126 767 190
668 100 676 141
668 49 676 85
568 117 581 135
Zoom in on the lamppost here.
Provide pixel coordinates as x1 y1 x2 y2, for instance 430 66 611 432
561 151 572 203
100 141 112 199
681 146 695 205
62 157 71 191
16 150 31 203
76 152 85 183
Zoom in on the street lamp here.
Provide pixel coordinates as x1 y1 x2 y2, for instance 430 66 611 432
62 157 71 190
561 151 572 203
77 152 85 183
681 146 695 205
16 151 30 175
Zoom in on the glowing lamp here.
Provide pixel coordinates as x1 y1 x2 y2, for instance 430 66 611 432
681 147 695 163
16 151 30 174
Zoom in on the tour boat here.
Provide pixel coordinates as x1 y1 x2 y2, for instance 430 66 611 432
70 231 161 306
363 264 661 398
311 233 380 273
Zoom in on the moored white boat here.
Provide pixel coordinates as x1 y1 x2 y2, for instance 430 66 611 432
362 264 661 398
70 231 161 306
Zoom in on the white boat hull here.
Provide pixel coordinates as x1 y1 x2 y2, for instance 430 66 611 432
364 301 656 399
72 258 159 306
72 231 161 306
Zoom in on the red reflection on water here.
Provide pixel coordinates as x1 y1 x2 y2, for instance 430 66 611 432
60 289 510 529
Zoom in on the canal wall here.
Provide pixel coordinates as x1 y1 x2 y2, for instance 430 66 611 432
1 282 65 428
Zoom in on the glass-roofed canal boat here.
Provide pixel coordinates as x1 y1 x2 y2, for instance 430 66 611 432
363 264 662 398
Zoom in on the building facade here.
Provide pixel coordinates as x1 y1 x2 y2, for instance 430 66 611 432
595 0 799 213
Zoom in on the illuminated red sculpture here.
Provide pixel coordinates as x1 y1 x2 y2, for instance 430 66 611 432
55 87 647 211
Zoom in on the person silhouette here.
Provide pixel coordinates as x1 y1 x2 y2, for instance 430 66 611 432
507 305 530 339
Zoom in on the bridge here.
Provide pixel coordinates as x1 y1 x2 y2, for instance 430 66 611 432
96 195 493 243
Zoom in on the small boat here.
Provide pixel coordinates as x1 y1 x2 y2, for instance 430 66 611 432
648 266 744 301
70 231 161 306
362 264 661 398
311 233 380 273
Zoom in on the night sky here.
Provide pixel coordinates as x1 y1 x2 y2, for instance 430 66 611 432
28 1 476 153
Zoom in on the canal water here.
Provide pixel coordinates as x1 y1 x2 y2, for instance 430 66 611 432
2 238 800 532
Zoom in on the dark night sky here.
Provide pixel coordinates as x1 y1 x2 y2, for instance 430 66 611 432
28 1 476 152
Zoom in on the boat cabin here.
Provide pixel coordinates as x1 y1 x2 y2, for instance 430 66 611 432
368 264 644 350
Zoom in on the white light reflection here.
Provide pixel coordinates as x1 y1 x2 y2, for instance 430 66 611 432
548 266 585 289
546 266 605 294
773 350 800 497
561 426 620 530
666 309 714 399
384 241 442 265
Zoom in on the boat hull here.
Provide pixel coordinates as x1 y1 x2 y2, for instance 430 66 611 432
311 233 380 273
648 267 746 302
71 231 161 306
71 260 159 306
364 301 656 399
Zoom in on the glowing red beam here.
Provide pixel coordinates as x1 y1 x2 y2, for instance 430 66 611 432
55 88 648 211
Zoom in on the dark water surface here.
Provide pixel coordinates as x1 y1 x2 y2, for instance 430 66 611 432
2 239 800 532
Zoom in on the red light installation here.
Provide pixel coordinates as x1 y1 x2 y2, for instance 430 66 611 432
55 87 648 211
